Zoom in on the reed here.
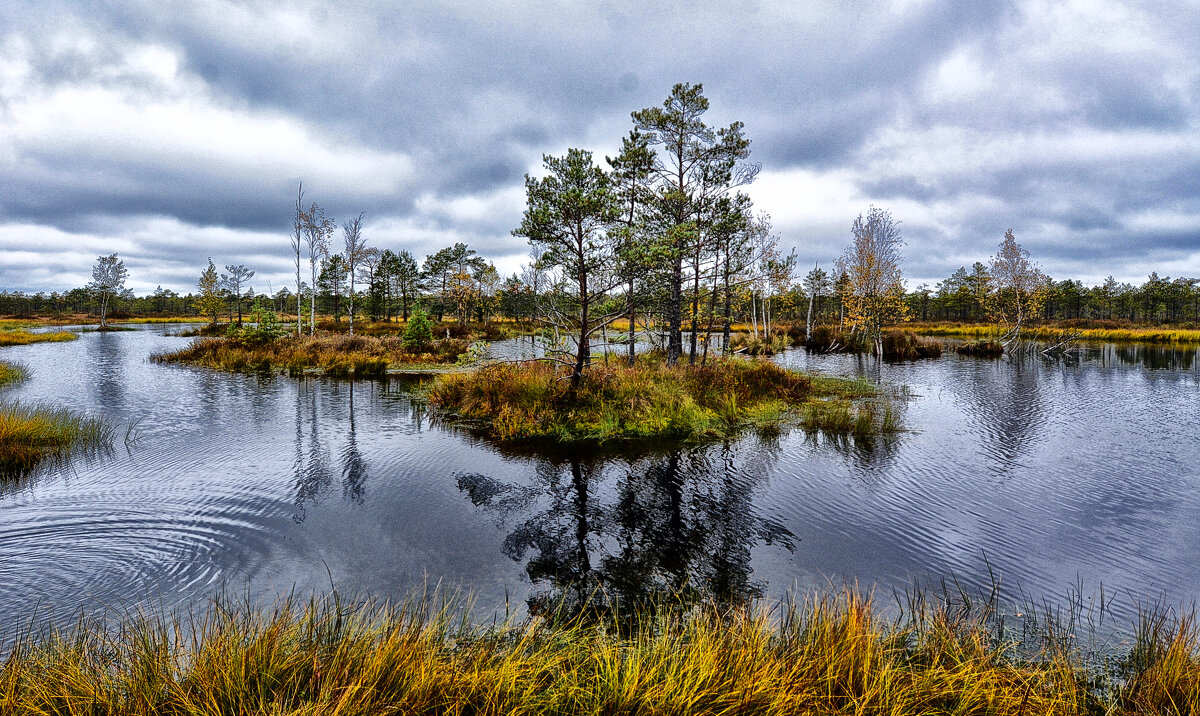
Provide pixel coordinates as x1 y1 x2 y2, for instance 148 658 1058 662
0 402 115 475
1 586 1194 715
0 330 77 347
0 361 25 388
881 329 944 359
152 333 471 376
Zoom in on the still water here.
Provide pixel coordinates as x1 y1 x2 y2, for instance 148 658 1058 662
1 327 1198 628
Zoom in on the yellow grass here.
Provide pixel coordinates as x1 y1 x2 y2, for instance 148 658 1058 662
0 361 25 388
913 323 1200 344
0 402 115 475
0 329 77 346
0 587 1142 715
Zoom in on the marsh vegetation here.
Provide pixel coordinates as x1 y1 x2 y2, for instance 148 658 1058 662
426 355 892 443
0 329 76 347
1 587 1197 715
0 402 115 477
151 332 475 376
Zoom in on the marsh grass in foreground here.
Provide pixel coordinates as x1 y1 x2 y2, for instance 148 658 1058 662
152 333 472 376
1 588 1196 715
428 357 893 443
0 402 115 476
0 329 77 347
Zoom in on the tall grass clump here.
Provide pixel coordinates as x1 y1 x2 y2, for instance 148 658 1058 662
6 586 1198 714
152 333 470 376
881 329 943 359
0 402 115 476
0 361 26 388
0 329 77 347
806 326 943 360
957 339 1006 357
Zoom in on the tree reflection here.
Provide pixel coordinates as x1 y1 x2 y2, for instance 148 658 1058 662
88 331 125 412
953 355 1050 467
457 439 796 621
292 381 334 522
341 381 367 504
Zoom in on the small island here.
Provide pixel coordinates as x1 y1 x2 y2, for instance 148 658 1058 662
428 356 887 443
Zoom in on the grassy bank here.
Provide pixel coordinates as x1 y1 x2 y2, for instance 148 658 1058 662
913 322 1200 344
0 402 115 476
153 333 473 376
428 356 888 443
1 588 1195 714
0 329 77 347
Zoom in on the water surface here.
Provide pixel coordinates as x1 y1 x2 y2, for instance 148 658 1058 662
1 327 1197 628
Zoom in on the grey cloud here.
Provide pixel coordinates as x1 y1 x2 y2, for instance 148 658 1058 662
1 0 1199 293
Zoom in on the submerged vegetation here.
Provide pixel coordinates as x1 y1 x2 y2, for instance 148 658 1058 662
0 329 77 347
1 587 1198 715
153 332 473 376
0 402 115 477
427 356 891 443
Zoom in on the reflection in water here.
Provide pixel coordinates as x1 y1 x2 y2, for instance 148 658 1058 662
341 381 367 503
293 381 334 522
459 440 797 618
1107 343 1199 372
952 355 1050 468
89 331 125 412
804 430 904 481
4 326 1200 635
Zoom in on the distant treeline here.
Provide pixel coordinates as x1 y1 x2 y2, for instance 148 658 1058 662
909 267 1200 324
4 265 1198 327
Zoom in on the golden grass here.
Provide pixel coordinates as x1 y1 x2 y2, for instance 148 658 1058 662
4 587 1196 715
0 402 115 476
0 361 25 388
152 333 472 376
913 323 1200 344
0 329 77 347
428 356 891 443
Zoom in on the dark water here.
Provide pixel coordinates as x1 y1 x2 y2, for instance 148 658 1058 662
1 327 1198 629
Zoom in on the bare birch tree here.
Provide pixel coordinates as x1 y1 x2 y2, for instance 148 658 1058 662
291 182 304 334
302 203 335 335
342 212 368 335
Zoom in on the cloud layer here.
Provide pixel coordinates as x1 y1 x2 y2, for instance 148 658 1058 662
1 0 1197 294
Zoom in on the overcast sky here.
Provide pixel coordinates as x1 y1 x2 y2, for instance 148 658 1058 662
1 0 1198 296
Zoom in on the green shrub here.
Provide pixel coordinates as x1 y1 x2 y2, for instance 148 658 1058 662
403 308 434 351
